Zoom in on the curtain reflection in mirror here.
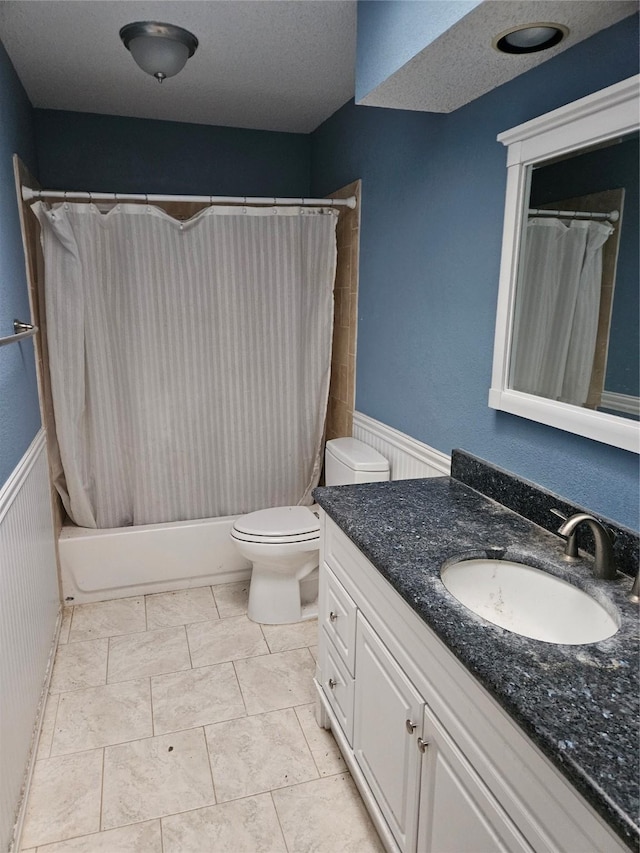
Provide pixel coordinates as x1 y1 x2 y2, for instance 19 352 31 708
510 217 614 406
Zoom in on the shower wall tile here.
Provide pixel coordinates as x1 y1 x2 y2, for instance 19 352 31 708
325 180 360 444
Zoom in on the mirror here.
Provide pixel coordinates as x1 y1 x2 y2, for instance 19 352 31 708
489 76 640 453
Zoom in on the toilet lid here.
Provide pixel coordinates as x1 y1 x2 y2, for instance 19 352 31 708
233 505 320 538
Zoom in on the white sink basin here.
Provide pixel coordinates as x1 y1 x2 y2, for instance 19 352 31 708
440 559 618 644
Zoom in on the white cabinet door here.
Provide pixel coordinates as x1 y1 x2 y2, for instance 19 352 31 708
354 614 424 853
418 702 534 853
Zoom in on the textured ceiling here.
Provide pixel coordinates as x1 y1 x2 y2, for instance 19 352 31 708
360 0 639 113
0 1 636 133
0 0 357 133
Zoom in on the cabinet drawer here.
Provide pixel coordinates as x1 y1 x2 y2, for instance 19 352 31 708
320 564 357 675
319 632 355 744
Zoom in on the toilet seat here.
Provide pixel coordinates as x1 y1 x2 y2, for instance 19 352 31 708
231 506 320 545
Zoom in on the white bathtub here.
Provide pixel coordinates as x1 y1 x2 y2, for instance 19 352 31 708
58 515 252 604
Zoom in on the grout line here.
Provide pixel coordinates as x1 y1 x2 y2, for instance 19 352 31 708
148 676 156 737
143 593 149 632
269 789 291 853
159 813 165 853
207 584 221 621
202 725 218 805
184 624 194 669
99 747 105 832
293 704 323 779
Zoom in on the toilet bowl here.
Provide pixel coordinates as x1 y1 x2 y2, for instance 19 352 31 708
231 438 390 625
230 505 320 624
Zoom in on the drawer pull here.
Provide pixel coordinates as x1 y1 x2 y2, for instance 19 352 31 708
328 677 338 690
417 737 430 753
329 611 338 622
406 719 417 734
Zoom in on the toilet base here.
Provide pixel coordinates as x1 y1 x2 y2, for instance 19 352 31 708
248 558 318 624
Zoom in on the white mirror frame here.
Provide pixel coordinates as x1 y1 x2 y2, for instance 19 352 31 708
489 75 640 454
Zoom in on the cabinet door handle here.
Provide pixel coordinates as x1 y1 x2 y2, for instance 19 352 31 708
417 737 429 753
405 719 417 734
329 611 338 622
328 678 338 690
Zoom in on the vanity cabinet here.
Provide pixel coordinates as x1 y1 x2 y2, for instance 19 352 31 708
354 614 423 851
315 513 629 853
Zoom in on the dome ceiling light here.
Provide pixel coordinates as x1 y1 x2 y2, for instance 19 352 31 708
119 21 199 83
493 23 568 55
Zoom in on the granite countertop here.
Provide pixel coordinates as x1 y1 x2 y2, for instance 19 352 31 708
313 477 640 850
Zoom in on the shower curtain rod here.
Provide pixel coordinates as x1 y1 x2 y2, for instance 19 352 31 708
528 207 619 222
21 186 357 209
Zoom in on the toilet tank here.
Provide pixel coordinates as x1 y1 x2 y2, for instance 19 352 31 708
324 438 390 486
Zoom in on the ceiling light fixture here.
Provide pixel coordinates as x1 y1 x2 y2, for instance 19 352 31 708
493 22 568 55
119 21 198 83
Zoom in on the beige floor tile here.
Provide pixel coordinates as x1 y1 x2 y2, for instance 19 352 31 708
20 750 103 849
68 597 146 643
107 626 191 683
162 794 287 853
261 619 319 653
146 586 218 629
212 580 250 618
51 679 152 755
309 644 318 661
58 607 72 644
102 728 215 829
187 615 268 667
295 703 347 777
31 820 162 852
36 693 59 760
234 648 316 714
152 663 245 734
49 639 108 694
205 708 318 801
272 773 384 853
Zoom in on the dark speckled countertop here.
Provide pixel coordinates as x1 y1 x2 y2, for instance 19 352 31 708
313 477 640 850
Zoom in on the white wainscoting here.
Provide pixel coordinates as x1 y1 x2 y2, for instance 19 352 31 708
0 430 60 853
352 412 451 479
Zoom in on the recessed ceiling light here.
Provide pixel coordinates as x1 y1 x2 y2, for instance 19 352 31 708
493 23 568 55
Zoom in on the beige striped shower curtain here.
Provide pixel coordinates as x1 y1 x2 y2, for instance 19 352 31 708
33 202 337 529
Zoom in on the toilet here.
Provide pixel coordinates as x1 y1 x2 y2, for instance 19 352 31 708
230 437 390 624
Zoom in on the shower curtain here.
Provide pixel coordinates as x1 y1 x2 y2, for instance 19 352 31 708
510 217 614 406
33 201 338 529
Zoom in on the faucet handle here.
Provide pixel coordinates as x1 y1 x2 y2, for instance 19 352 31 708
550 508 568 523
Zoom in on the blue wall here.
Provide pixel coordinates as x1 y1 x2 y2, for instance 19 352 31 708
311 16 640 530
0 39 41 487
356 0 481 101
34 110 311 196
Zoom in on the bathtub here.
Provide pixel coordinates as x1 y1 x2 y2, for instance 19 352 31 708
58 515 251 604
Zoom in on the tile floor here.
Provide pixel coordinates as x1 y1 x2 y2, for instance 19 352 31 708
19 582 384 853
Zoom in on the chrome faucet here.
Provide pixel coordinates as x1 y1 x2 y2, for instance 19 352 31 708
556 513 617 580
